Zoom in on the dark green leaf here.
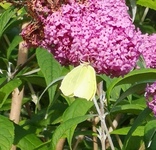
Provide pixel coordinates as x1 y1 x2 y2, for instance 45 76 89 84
111 104 145 114
20 75 46 87
0 7 16 38
62 99 93 149
107 69 156 102
115 82 147 105
123 107 151 150
0 115 14 150
144 120 156 150
7 35 23 59
14 123 46 150
0 78 22 108
63 99 93 121
126 136 143 150
51 115 93 150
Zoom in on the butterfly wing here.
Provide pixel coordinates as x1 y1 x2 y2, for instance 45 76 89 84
74 65 97 101
60 64 97 101
60 65 83 97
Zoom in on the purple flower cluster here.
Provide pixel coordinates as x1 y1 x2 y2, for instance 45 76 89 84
145 82 156 116
21 0 142 77
21 0 156 114
141 34 156 68
141 34 156 115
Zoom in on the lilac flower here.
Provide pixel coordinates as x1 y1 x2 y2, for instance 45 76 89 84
141 34 156 68
145 82 156 116
21 0 142 77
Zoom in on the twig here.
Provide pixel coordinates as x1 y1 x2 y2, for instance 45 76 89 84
10 23 29 150
56 138 66 150
92 116 99 150
93 81 115 150
0 53 36 89
108 114 123 149
140 7 149 25
73 134 84 150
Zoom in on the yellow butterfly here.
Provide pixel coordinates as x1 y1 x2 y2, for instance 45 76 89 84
60 63 97 101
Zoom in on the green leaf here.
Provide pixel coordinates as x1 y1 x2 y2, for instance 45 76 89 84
51 115 93 150
0 115 14 150
0 98 29 111
115 82 147 105
137 0 156 10
0 2 11 9
122 107 152 150
7 35 23 59
0 79 22 95
111 126 144 136
0 7 16 38
126 136 143 150
17 134 46 150
14 124 46 150
0 57 9 71
62 99 93 149
63 99 93 121
111 104 145 114
138 24 156 34
107 69 156 102
24 103 67 128
144 120 156 150
36 48 62 105
0 78 22 108
20 75 46 87
0 78 6 85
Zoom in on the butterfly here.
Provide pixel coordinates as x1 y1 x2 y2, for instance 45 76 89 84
60 63 97 101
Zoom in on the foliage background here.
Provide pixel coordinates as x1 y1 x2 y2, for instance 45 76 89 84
0 0 156 150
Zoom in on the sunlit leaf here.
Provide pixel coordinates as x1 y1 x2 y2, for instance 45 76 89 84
36 48 62 105
0 2 11 9
137 0 156 10
111 126 144 136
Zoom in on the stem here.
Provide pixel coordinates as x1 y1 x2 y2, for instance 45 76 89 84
73 134 84 150
102 117 115 150
10 87 24 123
28 82 41 111
92 117 99 150
129 0 137 22
140 7 149 25
9 40 28 122
11 53 36 78
93 97 105 150
10 23 29 150
56 138 66 150
108 114 123 149
93 82 115 150
99 82 106 150
0 53 36 89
